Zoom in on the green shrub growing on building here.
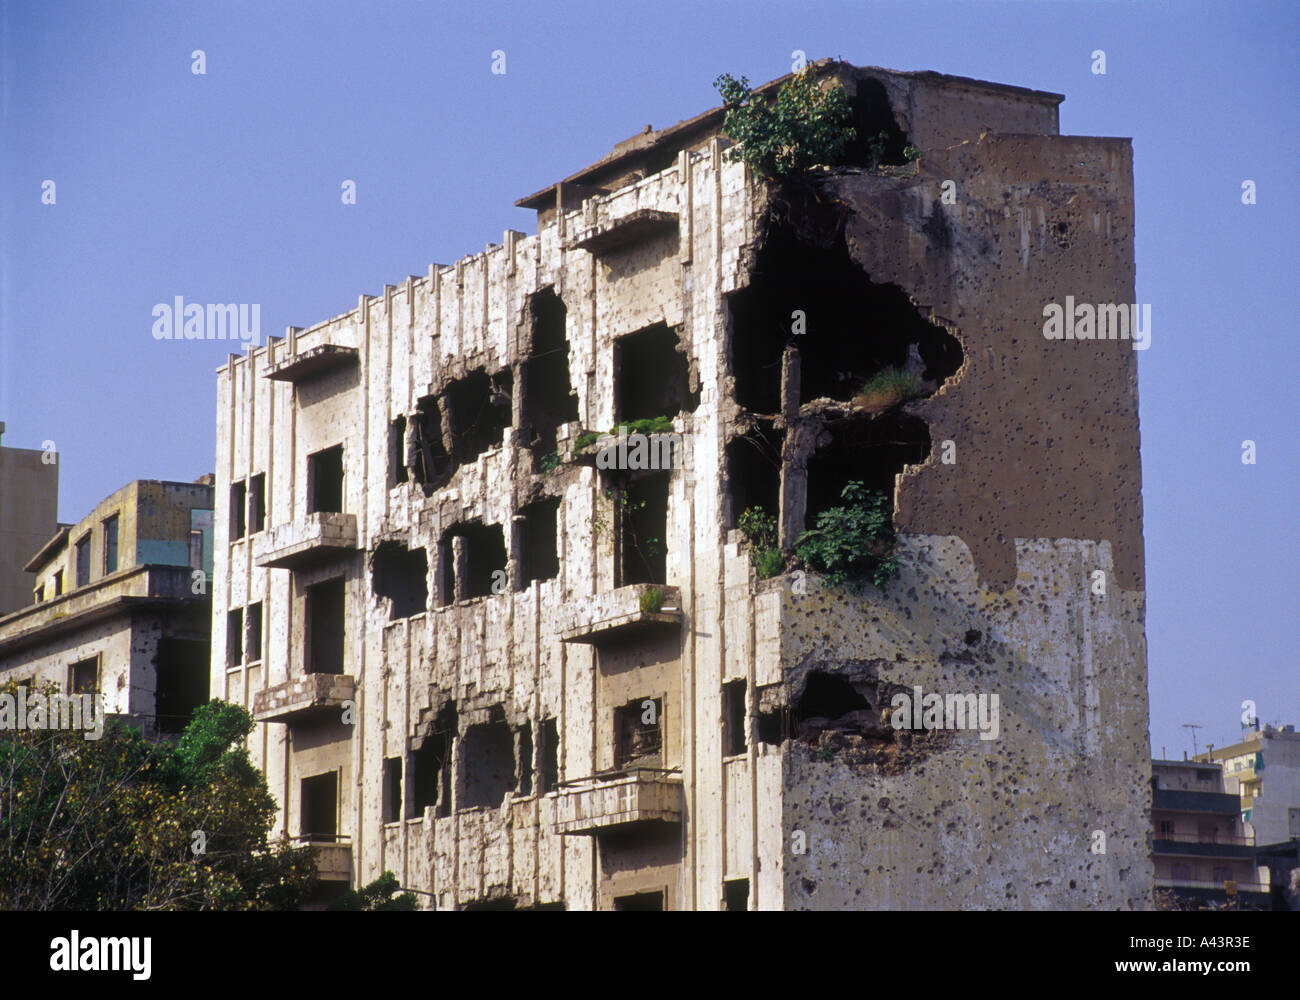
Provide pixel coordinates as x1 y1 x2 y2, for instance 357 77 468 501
738 506 784 579
795 481 899 591
714 70 856 181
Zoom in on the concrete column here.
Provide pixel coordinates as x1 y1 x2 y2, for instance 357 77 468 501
781 424 813 552
452 536 468 603
779 346 805 549
513 358 528 442
781 344 800 420
509 515 526 592
438 396 456 461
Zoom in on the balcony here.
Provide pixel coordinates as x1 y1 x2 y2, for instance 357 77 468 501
1152 833 1257 860
566 208 678 255
1155 876 1269 895
552 768 683 836
264 344 358 383
0 566 202 657
253 673 355 723
1152 789 1241 814
254 512 358 569
557 584 681 644
295 834 352 882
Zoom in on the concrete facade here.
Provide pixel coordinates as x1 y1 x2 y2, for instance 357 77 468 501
1151 759 1269 907
1200 724 1300 847
214 61 1152 909
0 479 215 737
0 422 59 615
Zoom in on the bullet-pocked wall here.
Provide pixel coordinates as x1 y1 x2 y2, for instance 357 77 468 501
1 479 214 737
725 74 1150 910
214 61 1150 910
215 136 758 909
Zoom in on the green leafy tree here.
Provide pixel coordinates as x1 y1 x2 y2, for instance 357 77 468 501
327 870 418 911
714 70 856 181
0 687 316 910
795 482 899 590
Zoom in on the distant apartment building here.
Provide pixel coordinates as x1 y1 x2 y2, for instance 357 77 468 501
0 478 215 738
1198 723 1300 847
0 422 59 615
1151 759 1269 908
215 61 1151 909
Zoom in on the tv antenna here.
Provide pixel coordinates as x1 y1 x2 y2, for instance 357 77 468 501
1183 723 1204 757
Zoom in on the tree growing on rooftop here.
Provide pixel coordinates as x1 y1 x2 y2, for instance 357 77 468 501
714 69 856 181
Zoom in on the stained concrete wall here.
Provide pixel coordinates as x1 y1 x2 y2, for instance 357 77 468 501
28 480 214 601
776 537 1150 909
216 142 747 907
0 441 58 614
1 479 213 736
214 64 1149 910
1219 730 1300 845
0 602 209 734
738 125 1152 910
0 616 138 710
831 134 1145 592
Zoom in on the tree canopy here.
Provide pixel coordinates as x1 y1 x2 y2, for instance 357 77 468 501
326 870 418 911
714 69 856 180
0 686 316 910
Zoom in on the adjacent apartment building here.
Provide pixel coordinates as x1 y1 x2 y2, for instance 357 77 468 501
1199 723 1300 848
214 60 1152 909
0 422 59 615
1151 759 1269 908
0 478 215 738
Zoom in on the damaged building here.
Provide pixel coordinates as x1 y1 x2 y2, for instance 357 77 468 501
213 60 1151 909
0 478 215 739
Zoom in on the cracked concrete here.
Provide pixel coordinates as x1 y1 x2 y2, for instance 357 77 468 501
213 60 1151 909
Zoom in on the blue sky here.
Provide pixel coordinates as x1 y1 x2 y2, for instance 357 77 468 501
2 0 1296 757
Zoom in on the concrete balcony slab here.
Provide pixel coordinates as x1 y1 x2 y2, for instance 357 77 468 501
254 512 358 569
264 344 358 383
253 673 355 723
557 584 681 644
553 769 683 835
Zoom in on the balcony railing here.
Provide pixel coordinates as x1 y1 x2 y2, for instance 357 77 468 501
1152 836 1257 860
1153 832 1254 846
552 767 683 836
293 834 352 883
1155 876 1269 894
1152 789 1241 814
